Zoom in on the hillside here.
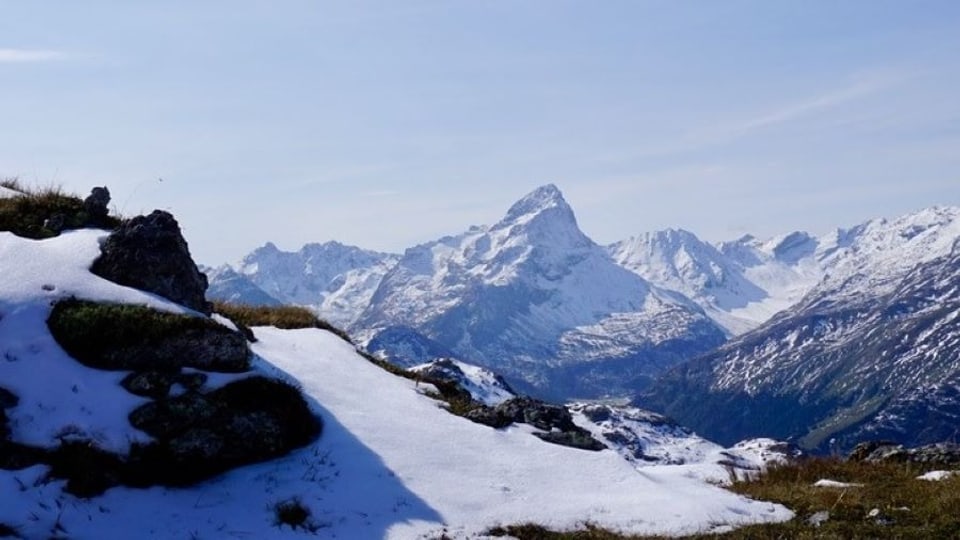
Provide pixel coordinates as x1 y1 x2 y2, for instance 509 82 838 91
0 186 793 538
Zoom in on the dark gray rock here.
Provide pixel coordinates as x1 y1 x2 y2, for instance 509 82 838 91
91 210 212 314
848 441 960 464
126 376 322 487
0 387 16 409
121 371 178 399
465 397 606 452
43 213 65 233
83 187 111 219
534 430 607 451
129 392 223 439
47 299 251 373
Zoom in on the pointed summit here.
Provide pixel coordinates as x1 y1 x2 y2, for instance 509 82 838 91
500 184 573 225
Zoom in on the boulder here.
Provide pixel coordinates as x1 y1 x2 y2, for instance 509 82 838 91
91 210 212 314
465 397 606 452
83 187 111 219
47 299 251 373
126 376 321 486
848 441 960 464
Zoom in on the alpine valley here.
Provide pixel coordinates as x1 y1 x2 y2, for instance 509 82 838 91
209 185 960 451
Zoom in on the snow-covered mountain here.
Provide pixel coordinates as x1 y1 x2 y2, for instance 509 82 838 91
358 185 727 400
612 207 960 337
639 210 960 452
205 265 283 306
210 241 399 327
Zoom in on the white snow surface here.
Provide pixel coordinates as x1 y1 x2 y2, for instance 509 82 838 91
916 470 960 481
813 479 864 488
0 228 793 538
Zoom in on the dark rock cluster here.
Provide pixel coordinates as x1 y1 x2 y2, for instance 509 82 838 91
848 441 960 465
91 210 212 314
466 397 606 451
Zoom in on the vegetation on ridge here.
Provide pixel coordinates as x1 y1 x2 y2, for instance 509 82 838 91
0 179 119 239
213 301 353 343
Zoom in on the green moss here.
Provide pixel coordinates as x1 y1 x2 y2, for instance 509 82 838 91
47 298 250 372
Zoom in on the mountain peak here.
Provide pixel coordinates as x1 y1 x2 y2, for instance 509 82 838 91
500 184 572 224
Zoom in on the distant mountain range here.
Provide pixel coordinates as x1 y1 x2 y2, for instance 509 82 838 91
208 186 960 449
640 208 960 451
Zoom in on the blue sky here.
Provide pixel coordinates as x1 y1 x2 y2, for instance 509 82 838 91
2 1 959 263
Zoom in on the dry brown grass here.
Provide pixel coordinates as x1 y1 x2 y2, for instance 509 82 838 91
0 182 119 238
488 457 960 539
212 301 353 343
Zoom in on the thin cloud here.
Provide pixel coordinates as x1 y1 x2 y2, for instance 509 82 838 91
0 48 67 63
731 72 905 134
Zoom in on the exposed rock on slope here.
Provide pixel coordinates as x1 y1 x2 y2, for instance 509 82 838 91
91 210 212 314
1 199 321 497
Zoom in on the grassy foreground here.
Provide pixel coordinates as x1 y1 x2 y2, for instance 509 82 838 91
487 458 960 539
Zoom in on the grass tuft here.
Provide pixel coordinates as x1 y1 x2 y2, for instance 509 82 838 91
273 497 320 532
0 182 119 239
213 301 353 343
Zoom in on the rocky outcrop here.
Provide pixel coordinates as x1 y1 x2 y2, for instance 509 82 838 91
126 376 321 487
83 186 111 220
91 210 212 314
466 397 606 451
848 441 960 465
47 299 250 372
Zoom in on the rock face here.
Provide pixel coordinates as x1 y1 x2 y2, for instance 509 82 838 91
466 397 606 451
848 441 960 465
126 376 321 487
83 186 111 219
91 210 212 314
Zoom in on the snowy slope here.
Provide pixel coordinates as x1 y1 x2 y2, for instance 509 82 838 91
211 241 399 327
359 185 726 400
0 222 793 538
1 329 792 539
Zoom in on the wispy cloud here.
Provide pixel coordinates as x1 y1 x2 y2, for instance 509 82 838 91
729 71 906 135
0 48 66 63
